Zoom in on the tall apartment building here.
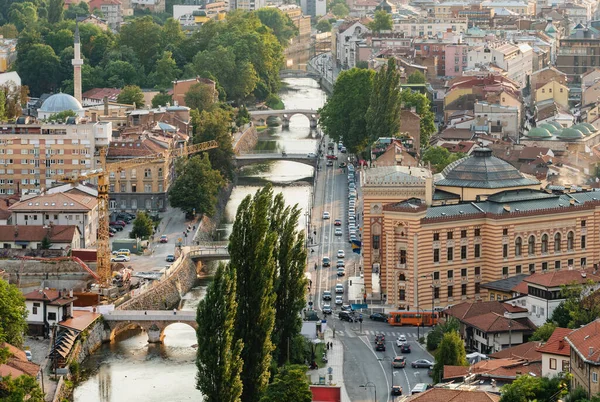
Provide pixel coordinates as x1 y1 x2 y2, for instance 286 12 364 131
300 0 326 17
89 0 123 29
556 26 600 83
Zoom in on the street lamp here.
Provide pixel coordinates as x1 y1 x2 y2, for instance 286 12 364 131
359 381 377 402
421 273 435 313
378 357 397 400
416 306 426 341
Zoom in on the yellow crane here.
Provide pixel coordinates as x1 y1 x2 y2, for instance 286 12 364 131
55 140 219 284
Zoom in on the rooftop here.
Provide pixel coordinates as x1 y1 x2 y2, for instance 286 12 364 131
489 341 542 361
10 192 97 212
445 300 527 321
406 388 500 402
462 312 533 333
537 327 572 357
444 358 542 381
0 225 79 244
524 267 600 288
362 166 431 187
23 289 77 305
565 320 600 364
39 93 83 113
481 274 528 293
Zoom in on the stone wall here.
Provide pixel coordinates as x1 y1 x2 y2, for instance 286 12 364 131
3 259 95 293
233 125 258 155
71 317 111 364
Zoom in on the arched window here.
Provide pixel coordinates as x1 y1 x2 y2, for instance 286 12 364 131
567 231 574 251
554 233 561 252
515 237 522 257
528 235 535 255
144 168 152 178
399 273 406 281
541 234 548 253
158 167 163 178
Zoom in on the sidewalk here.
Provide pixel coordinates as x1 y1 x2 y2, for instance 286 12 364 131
310 327 351 402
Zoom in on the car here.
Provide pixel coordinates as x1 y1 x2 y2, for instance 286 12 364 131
307 152 317 158
109 231 115 237
410 383 432 395
335 295 343 305
323 290 332 300
335 284 344 294
392 356 406 368
348 207 355 215
328 142 335 150
326 154 338 160
341 147 347 153
348 201 356 208
326 160 333 167
375 341 386 351
322 211 330 219
338 143 343 150
108 226 117 234
339 311 355 322
375 333 385 343
337 268 345 276
117 249 131 256
25 350 32 362
111 255 130 263
349 183 356 190
411 359 434 368
369 312 388 322
337 250 345 258
339 162 347 168
401 344 411 353
109 224 123 231
336 260 345 268
391 385 403 396
322 257 331 267
322 304 333 314
334 219 342 226
166 254 175 262
341 304 353 311
335 228 342 236
396 334 407 345
115 220 127 226
349 235 357 243
159 235 168 243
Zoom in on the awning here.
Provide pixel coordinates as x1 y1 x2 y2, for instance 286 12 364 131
15 241 30 245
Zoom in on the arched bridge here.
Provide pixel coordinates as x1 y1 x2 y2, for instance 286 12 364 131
188 244 230 260
249 109 320 128
104 310 197 343
235 152 318 167
279 69 321 79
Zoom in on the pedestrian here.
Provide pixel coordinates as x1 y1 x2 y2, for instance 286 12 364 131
193 225 196 230
326 343 329 350
173 308 177 315
314 263 317 270
144 311 147 315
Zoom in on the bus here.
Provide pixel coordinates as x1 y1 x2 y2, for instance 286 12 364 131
388 311 439 327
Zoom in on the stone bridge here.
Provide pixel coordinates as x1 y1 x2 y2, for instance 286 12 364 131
234 152 318 167
249 109 320 128
104 310 197 343
279 69 321 79
187 244 230 260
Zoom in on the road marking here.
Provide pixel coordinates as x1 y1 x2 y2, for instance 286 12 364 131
391 335 412 393
358 335 391 402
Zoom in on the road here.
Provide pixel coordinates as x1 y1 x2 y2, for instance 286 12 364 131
308 137 434 401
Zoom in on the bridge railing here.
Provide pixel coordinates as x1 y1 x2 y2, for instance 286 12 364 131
238 150 282 155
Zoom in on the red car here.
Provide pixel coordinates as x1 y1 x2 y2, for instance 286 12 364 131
326 154 338 160
110 221 126 227
159 235 168 243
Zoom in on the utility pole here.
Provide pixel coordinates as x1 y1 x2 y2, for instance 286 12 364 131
508 317 512 349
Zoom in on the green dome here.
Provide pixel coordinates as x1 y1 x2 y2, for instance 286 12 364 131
582 123 597 133
527 127 552 138
548 121 563 129
539 123 558 133
557 128 584 140
572 124 592 135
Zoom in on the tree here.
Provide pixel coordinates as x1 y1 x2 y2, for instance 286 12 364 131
235 105 250 128
0 280 28 347
117 85 144 107
530 322 557 341
500 375 542 402
0 373 45 401
118 16 162 73
0 89 5 121
551 301 570 328
366 58 402 143
0 24 18 39
47 0 65 23
191 108 235 180
8 3 38 31
46 109 76 122
422 146 464 172
319 68 375 153
196 263 243 402
150 51 180 89
432 331 467 383
151 92 172 108
315 20 332 33
229 186 278 402
104 61 139 88
256 8 298 45
331 3 349 18
407 71 426 84
426 316 460 351
368 10 392 32
399 89 436 147
260 365 312 402
355 60 369 69
17 44 60 96
64 2 89 20
46 29 74 55
168 153 224 216
184 82 215 112
130 211 154 240
40 236 52 250
555 281 600 329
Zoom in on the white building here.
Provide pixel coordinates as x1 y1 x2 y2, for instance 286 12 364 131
233 0 266 11
474 101 520 138
538 327 572 378
393 17 468 37
467 45 493 68
335 20 370 69
490 43 533 88
23 289 77 337
300 0 326 17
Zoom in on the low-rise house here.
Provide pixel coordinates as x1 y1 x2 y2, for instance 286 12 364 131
0 225 80 250
535 80 569 109
23 288 77 337
81 87 121 106
565 319 600 397
0 38 17 73
480 274 528 301
406 387 500 401
538 327 572 378
0 342 40 379
489 340 542 361
443 357 542 386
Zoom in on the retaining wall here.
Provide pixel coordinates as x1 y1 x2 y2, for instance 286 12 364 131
233 125 258 155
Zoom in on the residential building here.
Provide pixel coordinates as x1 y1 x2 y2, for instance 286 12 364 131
78 14 110 31
0 38 17 73
172 77 216 108
582 79 600 107
392 17 468 38
537 327 572 378
530 67 568 100
406 388 500 401
23 288 77 337
0 71 21 90
127 104 192 137
0 225 80 250
173 3 227 26
556 26 600 83
445 44 469 77
414 37 458 77
335 20 370 69
371 138 418 167
443 358 542 386
489 340 542 361
480 0 536 15
88 0 123 29
81 88 121 106
489 43 533 88
473 101 520 140
557 2 592 25
278 4 311 44
131 0 165 13
566 320 600 397
9 191 99 247
534 80 569 109
300 0 325 16
480 274 528 301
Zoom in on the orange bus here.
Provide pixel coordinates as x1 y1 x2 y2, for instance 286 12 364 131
388 311 439 327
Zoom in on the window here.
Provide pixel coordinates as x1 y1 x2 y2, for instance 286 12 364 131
158 167 163 178
567 231 574 250
474 244 481 258
562 360 569 372
461 268 467 278
581 220 586 227
515 237 522 256
541 234 548 253
399 289 406 301
48 312 57 321
447 231 453 240
503 244 508 258
461 246 467 259
474 228 481 236
144 184 152 193
373 235 380 250
144 168 152 178
581 235 586 249
529 263 535 273
528 235 535 255
433 271 440 280
515 265 522 274
434 287 440 299
433 233 440 241
462 283 467 295
550 358 557 370
503 266 509 276
554 233 561 252
475 282 481 294
490 293 495 301
593 372 598 383
32 306 38 314
447 286 453 298
447 247 453 261
555 261 561 270
132 184 137 193
474 266 480 276
568 259 574 268
503 228 508 236
399 250 406 264
542 262 548 272
461 229 467 238
433 248 440 263
581 257 587 267
447 270 454 279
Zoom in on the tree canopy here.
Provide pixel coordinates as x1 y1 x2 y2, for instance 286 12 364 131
130 211 154 240
117 85 144 107
366 58 402 143
315 20 332 33
432 331 467 383
530 322 556 342
421 146 464 172
407 71 427 84
260 365 312 402
185 82 216 113
368 10 393 32
500 374 568 402
191 107 235 180
0 280 28 347
255 8 298 45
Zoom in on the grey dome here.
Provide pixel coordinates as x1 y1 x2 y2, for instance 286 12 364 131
436 147 540 189
39 93 83 113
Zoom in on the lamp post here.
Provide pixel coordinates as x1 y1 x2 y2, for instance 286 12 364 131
359 381 377 402
421 273 435 314
416 307 425 341
378 357 396 400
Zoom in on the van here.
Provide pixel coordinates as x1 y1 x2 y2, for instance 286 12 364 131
410 384 431 395
117 249 131 257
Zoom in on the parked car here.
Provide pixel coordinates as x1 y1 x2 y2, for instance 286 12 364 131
110 221 125 228
115 220 127 226
326 154 338 160
25 351 32 362
111 255 130 263
335 295 343 305
401 344 411 353
117 249 131 256
336 260 345 268
322 211 330 219
411 359 434 368
337 268 345 276
322 257 331 267
159 235 168 243
392 356 406 368
339 162 347 168
334 219 342 226
110 225 123 232
410 383 432 395
337 250 345 258
323 290 332 300
340 147 347 153
108 227 117 234
166 254 175 262
396 335 407 346
369 312 388 322
109 231 115 237
322 304 332 314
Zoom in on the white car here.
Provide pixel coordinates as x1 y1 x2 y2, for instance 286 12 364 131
335 228 342 236
307 152 317 158
335 295 343 305
323 211 330 219
396 335 407 347
111 255 130 262
335 284 344 293
337 250 345 258
25 350 32 362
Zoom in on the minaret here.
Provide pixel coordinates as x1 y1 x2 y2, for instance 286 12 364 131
72 21 83 104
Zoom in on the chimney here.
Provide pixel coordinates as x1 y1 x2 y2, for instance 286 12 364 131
558 339 564 349
103 96 109 116
91 111 97 123
590 347 594 357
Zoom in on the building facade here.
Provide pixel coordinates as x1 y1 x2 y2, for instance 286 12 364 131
0 38 17 73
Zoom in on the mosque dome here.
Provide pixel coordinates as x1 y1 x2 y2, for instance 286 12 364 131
572 124 592 135
39 93 83 113
538 123 558 134
557 128 584 140
548 121 563 130
526 127 552 138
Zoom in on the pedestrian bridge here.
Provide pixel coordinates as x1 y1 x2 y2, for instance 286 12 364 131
279 69 321 79
235 152 318 167
188 244 230 260
103 310 197 343
249 109 320 128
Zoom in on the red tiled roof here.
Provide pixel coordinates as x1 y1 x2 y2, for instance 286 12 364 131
82 87 121 102
0 225 79 244
439 127 474 140
444 358 541 381
406 388 500 402
462 312 531 333
518 146 551 161
24 289 63 301
511 281 529 295
9 192 96 212
445 300 525 321
489 341 542 361
0 343 26 362
107 138 166 158
537 327 572 357
565 319 600 363
524 267 600 288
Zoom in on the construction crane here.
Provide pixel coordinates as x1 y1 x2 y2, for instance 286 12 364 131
55 140 219 286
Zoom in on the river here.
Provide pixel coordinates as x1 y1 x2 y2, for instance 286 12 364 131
73 77 327 402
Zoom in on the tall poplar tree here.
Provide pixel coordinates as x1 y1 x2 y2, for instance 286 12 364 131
229 186 278 402
269 193 308 366
366 57 402 143
196 263 243 402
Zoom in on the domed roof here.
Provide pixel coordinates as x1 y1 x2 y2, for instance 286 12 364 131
572 124 592 135
436 147 540 189
526 127 552 138
557 128 584 140
39 93 83 113
538 123 558 134
548 121 563 129
581 123 597 133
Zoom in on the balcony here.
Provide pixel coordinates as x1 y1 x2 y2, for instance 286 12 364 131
397 263 407 270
